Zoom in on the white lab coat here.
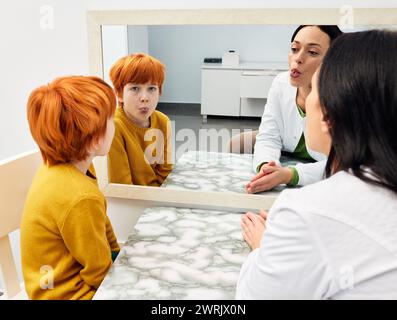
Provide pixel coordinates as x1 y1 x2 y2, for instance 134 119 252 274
253 71 326 186
236 170 397 299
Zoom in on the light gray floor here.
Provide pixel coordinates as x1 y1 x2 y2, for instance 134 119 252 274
168 114 260 159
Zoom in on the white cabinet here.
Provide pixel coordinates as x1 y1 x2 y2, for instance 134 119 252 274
201 69 241 117
201 63 287 122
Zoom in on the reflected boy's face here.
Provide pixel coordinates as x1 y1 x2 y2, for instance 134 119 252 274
119 82 160 128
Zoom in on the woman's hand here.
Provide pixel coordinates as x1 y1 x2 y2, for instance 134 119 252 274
240 210 268 250
246 161 293 193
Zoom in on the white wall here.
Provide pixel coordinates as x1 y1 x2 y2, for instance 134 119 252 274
0 0 395 293
0 0 88 161
102 25 129 85
146 23 397 104
127 26 149 54
146 25 295 104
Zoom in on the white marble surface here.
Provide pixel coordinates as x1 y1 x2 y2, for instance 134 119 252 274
95 151 308 299
162 151 254 193
162 151 303 194
94 207 249 300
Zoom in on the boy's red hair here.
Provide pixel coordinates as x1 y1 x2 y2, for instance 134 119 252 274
109 53 165 99
27 76 116 166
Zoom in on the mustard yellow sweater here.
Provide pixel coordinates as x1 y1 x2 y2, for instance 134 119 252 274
20 164 120 300
108 107 173 186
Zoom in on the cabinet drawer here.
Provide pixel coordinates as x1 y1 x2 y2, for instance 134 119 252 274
240 98 266 117
240 74 275 98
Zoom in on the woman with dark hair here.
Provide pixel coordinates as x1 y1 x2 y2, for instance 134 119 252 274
237 29 397 299
245 25 342 194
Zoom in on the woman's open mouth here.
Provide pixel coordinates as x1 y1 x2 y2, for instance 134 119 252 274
290 69 302 79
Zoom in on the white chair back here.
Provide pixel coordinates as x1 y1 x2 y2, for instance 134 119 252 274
0 150 42 299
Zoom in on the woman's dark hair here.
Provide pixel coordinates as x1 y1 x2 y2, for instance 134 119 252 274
318 29 397 193
291 25 343 43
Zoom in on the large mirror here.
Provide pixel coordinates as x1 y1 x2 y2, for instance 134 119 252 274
87 9 397 215
101 24 295 195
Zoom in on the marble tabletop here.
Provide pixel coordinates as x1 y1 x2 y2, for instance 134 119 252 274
161 151 303 193
94 151 308 299
94 206 249 300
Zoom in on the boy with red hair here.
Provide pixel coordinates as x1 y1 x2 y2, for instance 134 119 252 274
21 76 120 300
108 53 173 186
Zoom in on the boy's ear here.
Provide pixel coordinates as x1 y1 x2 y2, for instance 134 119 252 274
88 137 103 156
88 140 99 154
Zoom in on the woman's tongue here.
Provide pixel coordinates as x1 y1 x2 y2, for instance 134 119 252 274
290 69 302 78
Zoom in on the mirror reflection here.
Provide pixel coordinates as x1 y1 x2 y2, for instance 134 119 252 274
101 24 396 194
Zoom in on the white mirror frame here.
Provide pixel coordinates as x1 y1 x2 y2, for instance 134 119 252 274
87 8 397 212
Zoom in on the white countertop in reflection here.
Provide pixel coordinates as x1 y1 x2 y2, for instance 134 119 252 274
202 62 288 71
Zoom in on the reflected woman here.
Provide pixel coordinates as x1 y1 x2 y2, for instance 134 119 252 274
246 25 342 193
237 30 397 299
